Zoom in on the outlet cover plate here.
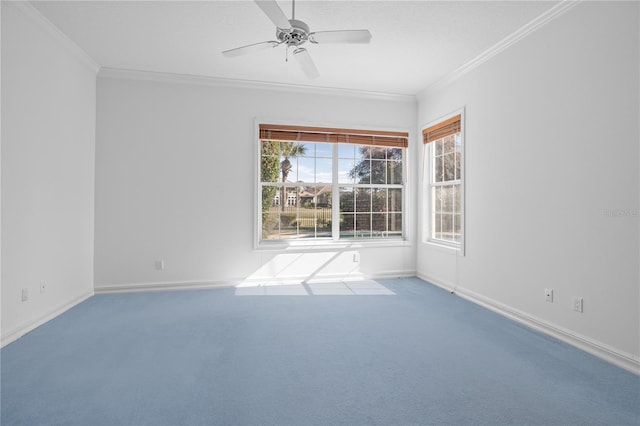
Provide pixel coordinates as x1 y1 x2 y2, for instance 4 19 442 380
573 297 583 312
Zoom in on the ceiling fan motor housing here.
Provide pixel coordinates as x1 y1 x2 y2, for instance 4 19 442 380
276 19 310 46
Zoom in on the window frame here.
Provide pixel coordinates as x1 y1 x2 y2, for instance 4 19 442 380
255 120 411 250
422 110 465 253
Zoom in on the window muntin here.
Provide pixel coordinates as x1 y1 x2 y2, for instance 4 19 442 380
259 133 406 242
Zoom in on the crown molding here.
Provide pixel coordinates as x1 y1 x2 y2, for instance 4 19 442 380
417 0 581 101
10 1 99 74
97 67 417 104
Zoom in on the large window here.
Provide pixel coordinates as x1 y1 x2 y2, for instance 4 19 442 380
423 114 463 246
259 124 408 243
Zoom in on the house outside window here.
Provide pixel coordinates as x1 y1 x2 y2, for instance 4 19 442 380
259 124 408 243
423 113 464 248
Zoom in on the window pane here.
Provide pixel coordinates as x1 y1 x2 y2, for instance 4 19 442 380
355 213 371 237
295 157 314 183
434 213 443 239
315 143 332 159
388 213 402 235
370 160 386 184
261 140 278 157
371 188 387 213
285 187 298 207
296 197 332 239
296 207 317 238
338 159 355 183
387 160 402 184
435 140 443 156
315 158 332 183
299 186 330 208
262 201 301 240
442 213 453 241
454 134 462 180
339 187 356 214
279 143 302 184
339 213 355 238
454 184 461 213
388 188 402 213
355 188 371 212
338 144 356 159
352 155 371 184
372 213 387 234
261 187 280 240
369 147 386 160
434 154 443 183
315 199 333 238
433 212 458 242
443 152 456 182
433 186 442 214
453 213 461 242
441 186 454 213
443 136 455 154
261 141 281 183
279 206 299 239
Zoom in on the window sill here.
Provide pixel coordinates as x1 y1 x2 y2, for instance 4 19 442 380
256 238 411 251
423 239 464 255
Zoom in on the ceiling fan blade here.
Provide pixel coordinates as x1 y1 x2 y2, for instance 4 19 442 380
222 41 279 58
309 30 372 44
255 0 292 30
293 48 319 79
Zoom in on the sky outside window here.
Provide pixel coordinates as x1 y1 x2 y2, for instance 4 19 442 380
285 142 358 183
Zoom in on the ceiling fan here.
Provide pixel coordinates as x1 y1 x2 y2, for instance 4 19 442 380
222 0 372 79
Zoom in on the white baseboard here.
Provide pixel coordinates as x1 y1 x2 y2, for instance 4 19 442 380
417 272 640 376
94 270 416 295
94 279 237 294
1 290 94 348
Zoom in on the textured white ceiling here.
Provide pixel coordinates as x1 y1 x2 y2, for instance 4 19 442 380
30 1 559 95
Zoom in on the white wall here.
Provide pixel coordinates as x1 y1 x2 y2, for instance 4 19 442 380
1 2 97 344
94 74 417 291
417 1 639 371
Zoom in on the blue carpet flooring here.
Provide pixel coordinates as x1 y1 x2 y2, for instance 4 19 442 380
1 278 638 425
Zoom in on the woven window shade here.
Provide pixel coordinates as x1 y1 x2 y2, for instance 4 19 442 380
422 115 461 144
260 124 408 148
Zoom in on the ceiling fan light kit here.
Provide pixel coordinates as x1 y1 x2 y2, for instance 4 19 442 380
276 19 310 46
222 0 372 79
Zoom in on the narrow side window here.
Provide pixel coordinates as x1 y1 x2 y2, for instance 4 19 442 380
423 114 463 248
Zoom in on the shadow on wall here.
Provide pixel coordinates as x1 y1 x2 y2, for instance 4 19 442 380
235 249 395 296
235 280 395 296
245 249 359 283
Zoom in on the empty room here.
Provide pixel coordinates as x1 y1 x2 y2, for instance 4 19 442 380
1 0 639 425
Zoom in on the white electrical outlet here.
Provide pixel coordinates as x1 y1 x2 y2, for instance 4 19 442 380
21 288 29 302
545 288 553 303
573 297 583 313
155 260 165 270
353 252 360 263
40 281 46 294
